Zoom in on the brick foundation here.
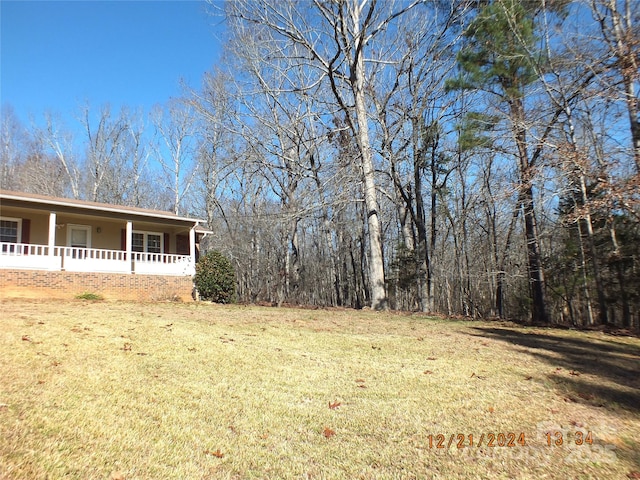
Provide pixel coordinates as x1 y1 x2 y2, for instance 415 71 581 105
0 269 194 302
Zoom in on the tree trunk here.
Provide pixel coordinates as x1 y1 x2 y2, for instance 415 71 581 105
512 98 549 324
414 157 431 312
578 173 608 324
522 184 548 324
350 3 387 310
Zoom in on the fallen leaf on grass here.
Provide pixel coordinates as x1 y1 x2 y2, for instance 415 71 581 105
427 357 437 361
329 401 341 410
204 449 224 458
122 343 132 352
323 427 335 438
524 376 533 380
488 407 495 413
355 378 368 388
21 335 32 342
423 370 433 375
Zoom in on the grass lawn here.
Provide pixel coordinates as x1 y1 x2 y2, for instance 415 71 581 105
1 299 639 479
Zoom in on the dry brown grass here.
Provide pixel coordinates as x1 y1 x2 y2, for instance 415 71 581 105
0 299 638 479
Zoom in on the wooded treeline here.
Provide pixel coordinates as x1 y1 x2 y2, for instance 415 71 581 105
2 0 638 327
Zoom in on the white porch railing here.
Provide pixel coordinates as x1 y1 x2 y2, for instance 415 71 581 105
0 243 59 270
133 252 195 276
57 246 130 274
0 242 194 276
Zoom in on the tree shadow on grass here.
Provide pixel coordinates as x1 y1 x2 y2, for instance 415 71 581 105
469 326 640 474
469 327 640 412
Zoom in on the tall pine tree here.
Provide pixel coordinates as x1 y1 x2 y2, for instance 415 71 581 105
448 0 550 323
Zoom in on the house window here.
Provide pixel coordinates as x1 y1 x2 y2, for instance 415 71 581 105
67 225 91 248
132 231 163 254
147 234 162 253
66 225 91 259
132 232 144 252
0 218 21 243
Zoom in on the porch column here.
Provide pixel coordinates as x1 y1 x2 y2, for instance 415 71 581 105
189 225 196 268
48 212 57 270
126 221 133 273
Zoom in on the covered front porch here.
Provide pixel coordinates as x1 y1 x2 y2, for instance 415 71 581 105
1 242 195 276
0 191 206 277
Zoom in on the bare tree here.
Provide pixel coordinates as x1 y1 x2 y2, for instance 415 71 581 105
151 99 199 214
225 21 339 304
121 109 161 209
40 112 82 199
1 106 28 191
80 104 131 203
1 108 70 196
190 70 237 228
372 2 469 312
224 0 426 309
590 0 640 172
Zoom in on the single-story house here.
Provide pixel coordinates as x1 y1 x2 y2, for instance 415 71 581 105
0 190 208 301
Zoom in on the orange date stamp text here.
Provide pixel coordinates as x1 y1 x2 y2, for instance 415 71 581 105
427 433 527 449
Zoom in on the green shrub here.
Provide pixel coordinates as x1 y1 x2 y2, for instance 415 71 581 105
194 251 236 303
75 292 104 301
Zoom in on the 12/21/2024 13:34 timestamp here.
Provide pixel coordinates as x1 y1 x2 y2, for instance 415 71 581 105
427 431 594 449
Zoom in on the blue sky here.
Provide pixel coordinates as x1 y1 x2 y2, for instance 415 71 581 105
1 0 225 126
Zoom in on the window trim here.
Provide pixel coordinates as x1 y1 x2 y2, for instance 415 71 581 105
132 230 163 254
0 216 22 244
